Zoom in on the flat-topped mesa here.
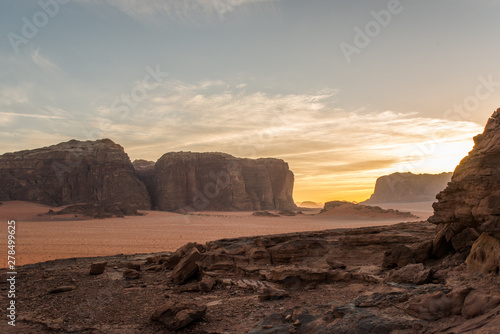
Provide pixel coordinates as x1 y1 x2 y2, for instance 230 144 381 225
0 139 151 209
154 152 296 211
363 172 452 204
429 108 500 258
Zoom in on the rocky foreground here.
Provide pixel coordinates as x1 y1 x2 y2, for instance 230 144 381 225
1 220 499 333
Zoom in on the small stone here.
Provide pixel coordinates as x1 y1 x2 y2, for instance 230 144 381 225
285 314 292 322
262 324 273 329
258 287 289 301
127 261 142 271
50 285 76 294
89 261 107 275
123 269 141 280
199 276 216 293
293 320 301 326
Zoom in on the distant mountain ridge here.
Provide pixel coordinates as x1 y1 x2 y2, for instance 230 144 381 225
363 172 452 204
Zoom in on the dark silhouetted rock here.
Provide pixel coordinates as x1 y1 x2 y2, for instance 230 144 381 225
0 139 151 209
430 109 500 257
363 172 452 204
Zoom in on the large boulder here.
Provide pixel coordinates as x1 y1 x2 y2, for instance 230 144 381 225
430 108 500 256
154 152 296 211
0 139 151 209
151 301 206 331
465 232 500 275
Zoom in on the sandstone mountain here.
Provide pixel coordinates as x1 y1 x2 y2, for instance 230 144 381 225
0 140 297 212
363 172 452 204
0 139 151 209
430 108 500 264
150 152 296 211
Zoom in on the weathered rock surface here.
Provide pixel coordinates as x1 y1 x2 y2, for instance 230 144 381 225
0 140 298 212
154 152 297 211
5 220 500 334
430 108 500 258
465 232 500 275
89 261 107 275
363 172 452 204
0 139 151 209
151 301 206 331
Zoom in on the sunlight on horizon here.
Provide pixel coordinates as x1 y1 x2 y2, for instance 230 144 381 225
293 135 477 203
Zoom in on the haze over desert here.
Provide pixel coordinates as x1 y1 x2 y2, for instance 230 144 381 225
1 200 433 267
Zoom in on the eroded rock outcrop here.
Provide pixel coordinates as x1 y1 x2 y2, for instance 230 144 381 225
154 152 296 211
430 108 500 258
0 139 151 209
363 172 452 204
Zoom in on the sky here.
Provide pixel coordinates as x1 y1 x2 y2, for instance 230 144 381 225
1 0 499 203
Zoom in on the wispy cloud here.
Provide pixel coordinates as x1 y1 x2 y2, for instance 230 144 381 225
84 78 483 202
0 85 30 106
31 48 60 71
0 111 65 120
79 0 280 23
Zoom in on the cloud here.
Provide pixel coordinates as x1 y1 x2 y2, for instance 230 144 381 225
0 85 30 106
0 112 65 120
80 78 484 202
79 0 281 23
31 48 60 71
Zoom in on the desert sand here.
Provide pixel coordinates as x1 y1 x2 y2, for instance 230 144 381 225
0 201 433 267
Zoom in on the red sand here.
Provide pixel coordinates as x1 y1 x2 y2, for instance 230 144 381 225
0 201 433 267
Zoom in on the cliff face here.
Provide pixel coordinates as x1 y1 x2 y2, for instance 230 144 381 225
154 152 296 211
0 139 151 209
132 159 156 207
429 108 500 258
363 172 452 204
0 141 297 212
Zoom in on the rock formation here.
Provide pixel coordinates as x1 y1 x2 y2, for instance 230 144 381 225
429 108 500 262
0 141 297 212
0 139 151 209
153 152 296 211
320 200 416 219
363 172 452 204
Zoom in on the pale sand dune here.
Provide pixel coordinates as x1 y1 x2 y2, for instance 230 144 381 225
0 201 432 267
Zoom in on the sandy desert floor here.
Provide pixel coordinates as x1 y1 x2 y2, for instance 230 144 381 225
0 201 434 267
